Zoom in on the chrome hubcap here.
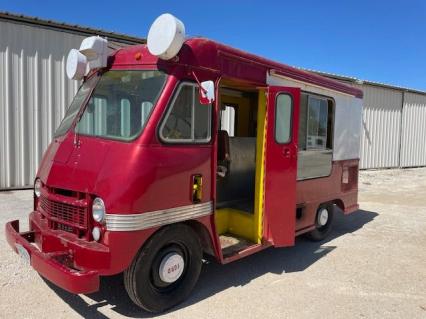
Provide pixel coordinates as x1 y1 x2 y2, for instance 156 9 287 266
318 208 329 226
158 252 185 283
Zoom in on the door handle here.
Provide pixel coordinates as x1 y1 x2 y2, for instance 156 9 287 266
283 148 291 158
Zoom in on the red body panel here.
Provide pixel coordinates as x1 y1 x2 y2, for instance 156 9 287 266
295 159 359 234
5 38 361 294
264 87 300 247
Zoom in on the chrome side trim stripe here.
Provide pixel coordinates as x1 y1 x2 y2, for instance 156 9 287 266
105 201 213 231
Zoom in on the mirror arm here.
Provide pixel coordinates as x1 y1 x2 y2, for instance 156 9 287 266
191 71 207 94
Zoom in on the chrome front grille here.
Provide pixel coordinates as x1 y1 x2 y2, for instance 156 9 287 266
40 195 88 230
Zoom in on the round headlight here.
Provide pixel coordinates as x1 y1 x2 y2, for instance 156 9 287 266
34 178 42 198
92 197 105 223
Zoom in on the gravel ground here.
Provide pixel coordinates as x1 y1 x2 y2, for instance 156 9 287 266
1 168 426 318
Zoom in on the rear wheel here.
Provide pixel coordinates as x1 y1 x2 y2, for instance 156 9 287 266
306 204 334 241
124 224 202 313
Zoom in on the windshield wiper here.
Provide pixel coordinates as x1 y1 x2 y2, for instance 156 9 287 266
73 112 84 147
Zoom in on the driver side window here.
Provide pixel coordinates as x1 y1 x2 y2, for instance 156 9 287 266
160 83 212 143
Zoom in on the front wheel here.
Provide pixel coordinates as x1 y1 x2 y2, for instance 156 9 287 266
124 224 202 313
306 204 334 241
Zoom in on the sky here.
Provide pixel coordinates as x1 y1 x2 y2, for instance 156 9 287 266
1 0 426 91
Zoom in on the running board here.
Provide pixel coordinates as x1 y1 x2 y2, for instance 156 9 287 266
222 242 271 264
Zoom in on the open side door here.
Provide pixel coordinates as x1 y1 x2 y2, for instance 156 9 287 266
264 86 300 247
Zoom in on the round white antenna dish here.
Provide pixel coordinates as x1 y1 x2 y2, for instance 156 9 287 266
147 13 185 60
66 49 87 80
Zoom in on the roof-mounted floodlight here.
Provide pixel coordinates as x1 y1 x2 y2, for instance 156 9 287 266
66 36 109 80
66 49 87 80
79 36 109 69
147 13 185 60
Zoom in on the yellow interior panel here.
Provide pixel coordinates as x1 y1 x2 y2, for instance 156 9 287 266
253 90 267 243
214 208 230 236
214 208 255 241
221 95 251 136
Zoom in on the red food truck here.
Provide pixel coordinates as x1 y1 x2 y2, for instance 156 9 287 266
5 14 363 312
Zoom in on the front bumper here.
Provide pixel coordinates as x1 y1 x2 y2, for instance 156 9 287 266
5 212 110 294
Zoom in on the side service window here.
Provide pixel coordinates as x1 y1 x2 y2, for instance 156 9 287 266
299 93 334 151
160 83 212 143
297 92 334 180
307 96 328 150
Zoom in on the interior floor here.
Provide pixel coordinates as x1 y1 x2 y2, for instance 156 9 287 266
219 233 254 258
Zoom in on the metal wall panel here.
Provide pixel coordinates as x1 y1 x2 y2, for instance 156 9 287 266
0 20 84 189
400 92 426 167
359 85 403 169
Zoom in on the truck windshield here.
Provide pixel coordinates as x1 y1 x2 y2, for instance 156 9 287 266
54 75 98 138
54 70 167 140
75 70 167 141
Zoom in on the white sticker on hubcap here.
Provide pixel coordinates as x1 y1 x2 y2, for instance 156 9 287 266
318 208 329 226
159 253 185 283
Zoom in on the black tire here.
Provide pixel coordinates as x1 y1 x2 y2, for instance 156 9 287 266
306 203 334 241
124 224 202 313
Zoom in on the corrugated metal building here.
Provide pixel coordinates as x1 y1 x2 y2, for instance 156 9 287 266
359 85 402 169
1 12 426 189
400 92 426 167
0 12 144 189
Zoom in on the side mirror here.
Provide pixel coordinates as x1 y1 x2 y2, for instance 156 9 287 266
199 80 215 105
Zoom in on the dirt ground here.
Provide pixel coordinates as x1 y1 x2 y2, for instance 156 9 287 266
1 168 425 318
